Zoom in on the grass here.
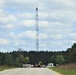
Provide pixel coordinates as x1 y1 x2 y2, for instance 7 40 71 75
50 67 76 75
50 64 76 75
0 66 15 71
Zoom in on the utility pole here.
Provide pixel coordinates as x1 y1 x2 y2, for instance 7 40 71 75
36 7 39 51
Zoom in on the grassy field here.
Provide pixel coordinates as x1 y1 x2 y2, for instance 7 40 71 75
0 66 15 71
50 64 76 75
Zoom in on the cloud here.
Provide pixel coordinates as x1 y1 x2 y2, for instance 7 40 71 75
9 32 18 40
0 15 17 24
18 30 36 39
20 20 35 27
0 9 6 16
50 10 76 23
0 0 76 52
4 0 38 12
0 38 10 45
17 13 33 19
9 0 37 4
50 34 63 40
8 32 27 47
14 40 27 46
18 30 49 40
20 20 49 28
0 0 5 8
39 12 49 20
0 48 7 52
68 32 76 40
39 21 49 27
39 33 48 40
6 24 14 29
52 0 75 7
17 12 49 20
69 33 76 37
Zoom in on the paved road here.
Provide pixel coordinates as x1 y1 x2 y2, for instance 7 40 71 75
0 68 60 75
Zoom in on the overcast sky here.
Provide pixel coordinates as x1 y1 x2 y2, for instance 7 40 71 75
0 0 76 52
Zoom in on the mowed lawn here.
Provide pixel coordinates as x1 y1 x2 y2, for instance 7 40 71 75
0 66 14 71
50 67 76 75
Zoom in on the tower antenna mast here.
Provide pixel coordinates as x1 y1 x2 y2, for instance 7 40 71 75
36 7 39 51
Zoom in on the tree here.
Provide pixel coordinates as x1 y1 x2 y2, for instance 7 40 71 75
18 55 25 63
50 54 65 65
67 43 76 63
4 53 13 66
15 58 20 67
56 55 65 65
50 54 57 64
24 57 30 64
38 61 43 65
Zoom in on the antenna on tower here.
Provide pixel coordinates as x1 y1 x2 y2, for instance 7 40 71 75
36 7 39 51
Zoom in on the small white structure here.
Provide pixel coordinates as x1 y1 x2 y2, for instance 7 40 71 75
47 63 54 67
23 64 34 68
23 64 31 68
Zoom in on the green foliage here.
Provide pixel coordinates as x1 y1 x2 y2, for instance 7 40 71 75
18 55 25 63
15 58 20 67
0 66 15 71
66 43 76 63
38 61 43 65
56 55 65 64
50 54 65 65
4 54 13 66
24 57 30 64
0 43 76 67
50 67 76 75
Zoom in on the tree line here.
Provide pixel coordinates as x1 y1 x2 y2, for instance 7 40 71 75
0 43 76 67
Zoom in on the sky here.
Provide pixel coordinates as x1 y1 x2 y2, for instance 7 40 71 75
0 0 76 52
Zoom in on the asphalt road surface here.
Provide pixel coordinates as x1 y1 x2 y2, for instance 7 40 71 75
0 68 60 75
